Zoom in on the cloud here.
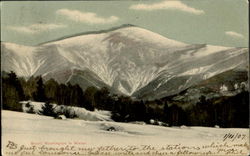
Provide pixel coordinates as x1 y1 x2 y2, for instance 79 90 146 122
7 23 66 34
56 9 119 24
225 31 244 39
129 0 204 15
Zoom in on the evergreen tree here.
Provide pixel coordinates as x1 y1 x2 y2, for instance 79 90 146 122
68 84 84 107
94 87 110 110
56 84 70 105
23 76 37 100
39 101 56 117
83 86 97 111
163 101 169 122
133 100 146 121
33 76 47 102
45 78 59 102
8 71 25 99
2 71 24 112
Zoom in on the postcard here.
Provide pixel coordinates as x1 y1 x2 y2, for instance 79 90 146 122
1 0 249 155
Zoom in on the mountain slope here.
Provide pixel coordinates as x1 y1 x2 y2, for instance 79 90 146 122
165 69 249 108
133 46 248 99
1 42 37 77
1 25 248 99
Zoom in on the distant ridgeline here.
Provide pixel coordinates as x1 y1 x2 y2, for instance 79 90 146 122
39 24 136 45
2 70 249 128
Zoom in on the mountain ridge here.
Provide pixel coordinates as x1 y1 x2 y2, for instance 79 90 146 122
38 24 136 45
1 24 248 48
1 25 248 99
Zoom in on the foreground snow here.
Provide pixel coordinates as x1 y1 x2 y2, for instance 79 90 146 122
2 110 249 156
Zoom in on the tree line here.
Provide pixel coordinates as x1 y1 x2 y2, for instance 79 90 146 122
2 71 249 128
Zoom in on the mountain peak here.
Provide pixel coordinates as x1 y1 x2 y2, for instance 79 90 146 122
39 24 137 45
41 24 186 48
2 26 248 99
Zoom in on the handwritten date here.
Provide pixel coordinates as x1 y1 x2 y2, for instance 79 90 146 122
223 133 247 142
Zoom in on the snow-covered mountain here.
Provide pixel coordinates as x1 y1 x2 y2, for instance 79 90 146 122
1 25 248 99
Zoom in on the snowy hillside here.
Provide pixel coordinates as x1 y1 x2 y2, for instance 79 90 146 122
1 43 37 77
20 101 112 121
2 110 249 156
1 25 248 99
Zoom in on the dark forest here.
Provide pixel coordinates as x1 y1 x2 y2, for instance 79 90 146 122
2 71 249 128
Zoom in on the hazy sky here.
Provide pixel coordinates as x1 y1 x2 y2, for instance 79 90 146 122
1 0 248 47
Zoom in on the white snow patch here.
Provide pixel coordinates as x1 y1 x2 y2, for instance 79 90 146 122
179 65 213 76
194 45 231 58
20 101 112 121
114 27 187 47
2 42 35 56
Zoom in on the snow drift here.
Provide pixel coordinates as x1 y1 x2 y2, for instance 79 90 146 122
20 101 112 121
